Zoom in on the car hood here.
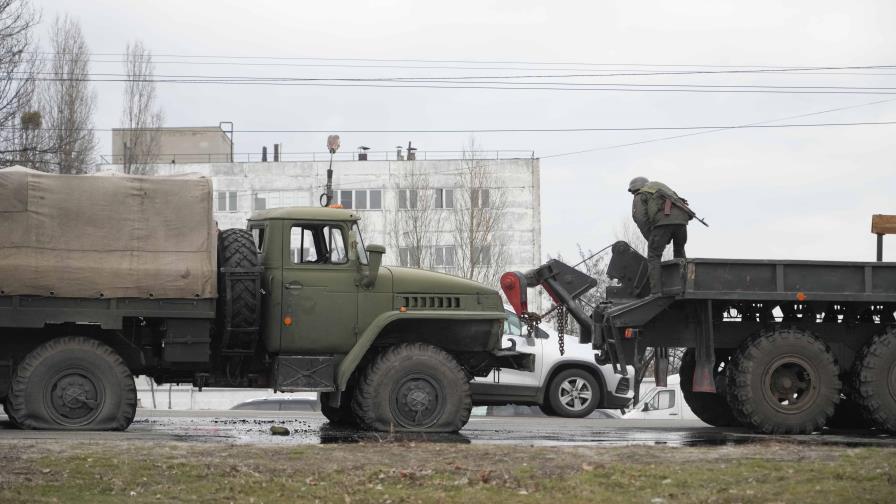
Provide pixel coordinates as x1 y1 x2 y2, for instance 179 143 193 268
383 266 496 295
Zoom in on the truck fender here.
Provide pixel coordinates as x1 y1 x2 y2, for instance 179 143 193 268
335 310 504 390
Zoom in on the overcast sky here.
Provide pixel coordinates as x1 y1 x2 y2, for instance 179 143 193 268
34 0 896 263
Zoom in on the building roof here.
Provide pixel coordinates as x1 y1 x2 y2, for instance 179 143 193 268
248 206 360 222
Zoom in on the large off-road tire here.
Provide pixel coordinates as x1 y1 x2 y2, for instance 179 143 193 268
352 343 472 432
6 337 137 431
679 349 740 427
217 228 261 329
726 329 840 434
546 368 600 418
320 391 358 426
853 328 896 433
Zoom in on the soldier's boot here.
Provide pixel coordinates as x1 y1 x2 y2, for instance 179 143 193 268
648 262 662 295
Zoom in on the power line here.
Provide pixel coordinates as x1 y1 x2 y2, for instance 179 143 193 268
542 98 896 158
20 76 896 94
8 119 896 135
22 71 896 92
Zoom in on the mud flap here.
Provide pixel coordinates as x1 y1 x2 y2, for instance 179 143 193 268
692 300 717 393
654 347 669 388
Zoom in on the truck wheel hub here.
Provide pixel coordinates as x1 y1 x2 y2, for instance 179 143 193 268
390 374 445 428
47 371 103 425
763 357 817 414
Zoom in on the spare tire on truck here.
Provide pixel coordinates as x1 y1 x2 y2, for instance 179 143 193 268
217 229 262 352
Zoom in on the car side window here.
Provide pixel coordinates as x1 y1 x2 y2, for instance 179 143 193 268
504 311 523 336
648 390 675 410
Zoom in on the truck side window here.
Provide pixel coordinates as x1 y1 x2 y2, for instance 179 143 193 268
289 226 318 264
288 224 348 265
250 226 265 252
326 226 347 264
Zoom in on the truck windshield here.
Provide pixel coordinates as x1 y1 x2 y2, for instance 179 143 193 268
353 222 368 265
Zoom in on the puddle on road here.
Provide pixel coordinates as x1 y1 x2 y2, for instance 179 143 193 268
129 417 895 448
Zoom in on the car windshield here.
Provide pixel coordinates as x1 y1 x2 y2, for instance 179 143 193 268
352 222 368 265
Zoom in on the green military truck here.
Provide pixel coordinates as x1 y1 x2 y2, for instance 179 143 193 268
0 167 530 432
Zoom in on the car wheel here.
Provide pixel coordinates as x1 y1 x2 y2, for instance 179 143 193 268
547 369 600 418
537 403 556 416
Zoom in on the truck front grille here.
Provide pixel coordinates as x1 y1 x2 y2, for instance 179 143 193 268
400 295 462 310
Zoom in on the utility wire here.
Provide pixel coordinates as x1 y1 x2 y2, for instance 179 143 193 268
19 76 896 94
21 71 896 91
7 119 896 135
542 98 896 158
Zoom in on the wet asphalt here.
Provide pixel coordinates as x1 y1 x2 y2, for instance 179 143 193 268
1 410 894 448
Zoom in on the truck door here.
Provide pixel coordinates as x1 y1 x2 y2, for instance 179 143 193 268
280 222 358 353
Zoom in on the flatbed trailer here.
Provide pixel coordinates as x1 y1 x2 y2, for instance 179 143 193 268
502 241 896 434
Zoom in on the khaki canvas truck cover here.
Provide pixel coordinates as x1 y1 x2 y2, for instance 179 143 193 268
0 166 217 299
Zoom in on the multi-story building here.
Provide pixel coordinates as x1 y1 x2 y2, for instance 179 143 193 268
100 156 541 289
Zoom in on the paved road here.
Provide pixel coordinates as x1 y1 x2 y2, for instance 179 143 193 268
2 410 894 447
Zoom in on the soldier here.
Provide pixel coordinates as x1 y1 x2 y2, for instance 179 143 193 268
629 176 692 294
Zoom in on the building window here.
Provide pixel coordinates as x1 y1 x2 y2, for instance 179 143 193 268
337 190 382 210
253 191 303 211
339 190 353 209
472 189 490 208
433 245 455 268
435 189 454 209
398 189 418 209
216 191 238 212
473 245 491 265
398 246 422 267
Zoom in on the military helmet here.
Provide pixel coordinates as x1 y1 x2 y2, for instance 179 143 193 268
628 176 649 193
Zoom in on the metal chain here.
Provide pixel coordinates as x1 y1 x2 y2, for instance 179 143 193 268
555 306 567 356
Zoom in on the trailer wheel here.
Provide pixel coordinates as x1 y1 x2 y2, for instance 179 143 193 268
853 328 896 433
217 228 261 329
546 369 599 418
6 337 137 431
352 343 471 432
726 329 840 434
679 349 740 427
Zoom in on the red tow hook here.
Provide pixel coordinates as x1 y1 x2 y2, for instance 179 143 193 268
500 271 528 316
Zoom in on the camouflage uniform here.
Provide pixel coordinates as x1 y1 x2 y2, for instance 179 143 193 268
630 180 691 294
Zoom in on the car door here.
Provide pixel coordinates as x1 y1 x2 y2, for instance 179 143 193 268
642 388 679 419
279 221 358 354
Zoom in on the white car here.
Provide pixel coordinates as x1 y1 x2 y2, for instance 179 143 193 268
622 375 699 421
470 308 635 418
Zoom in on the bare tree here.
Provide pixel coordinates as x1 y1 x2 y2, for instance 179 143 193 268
0 0 40 166
120 40 163 175
451 139 508 286
41 14 96 174
388 162 437 269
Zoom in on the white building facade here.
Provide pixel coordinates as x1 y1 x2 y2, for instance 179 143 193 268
102 157 541 290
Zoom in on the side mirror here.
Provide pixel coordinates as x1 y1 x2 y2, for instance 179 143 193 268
362 244 385 288
642 403 650 412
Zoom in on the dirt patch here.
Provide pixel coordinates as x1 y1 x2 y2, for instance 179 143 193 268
0 439 892 503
